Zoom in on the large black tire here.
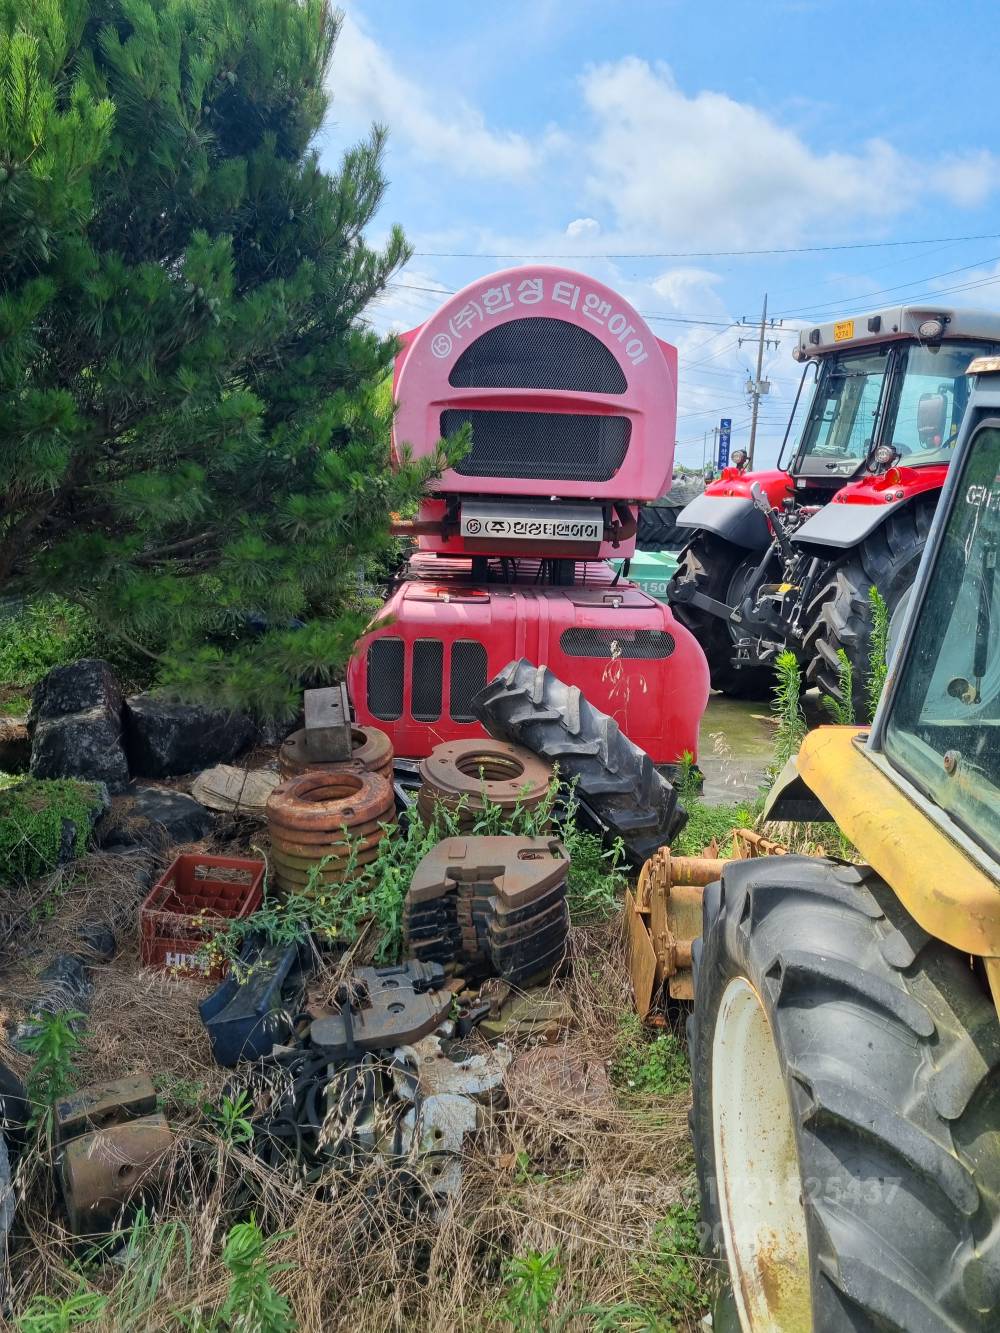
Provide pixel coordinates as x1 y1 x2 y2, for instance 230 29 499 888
636 504 681 551
668 532 774 697
472 658 685 864
804 498 935 715
689 856 1000 1332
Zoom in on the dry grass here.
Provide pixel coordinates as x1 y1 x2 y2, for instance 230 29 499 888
2 872 712 1331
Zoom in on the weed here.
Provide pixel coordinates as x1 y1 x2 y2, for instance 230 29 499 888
672 797 762 857
496 1248 564 1331
215 1217 296 1333
0 597 94 690
82 1210 193 1330
675 750 701 806
632 1205 708 1324
0 778 103 882
771 650 806 772
823 649 856 725
211 1090 255 1147
15 1285 108 1332
22 1009 85 1141
155 1072 207 1114
611 1013 690 1097
866 584 890 722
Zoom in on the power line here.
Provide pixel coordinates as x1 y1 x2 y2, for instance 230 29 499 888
774 252 1000 318
410 231 1000 261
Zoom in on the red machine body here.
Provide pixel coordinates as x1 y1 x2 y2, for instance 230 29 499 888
349 268 709 762
348 560 707 763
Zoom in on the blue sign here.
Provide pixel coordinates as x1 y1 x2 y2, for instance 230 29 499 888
718 417 732 468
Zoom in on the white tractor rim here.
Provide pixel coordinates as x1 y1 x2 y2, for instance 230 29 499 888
712 975 813 1332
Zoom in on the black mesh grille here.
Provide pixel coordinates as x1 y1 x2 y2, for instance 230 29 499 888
450 640 487 721
443 410 631 482
560 628 675 659
366 638 404 720
448 318 627 394
412 640 443 721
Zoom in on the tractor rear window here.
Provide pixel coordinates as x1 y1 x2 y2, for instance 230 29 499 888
884 423 1000 854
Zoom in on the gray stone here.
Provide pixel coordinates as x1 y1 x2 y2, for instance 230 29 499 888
30 659 122 723
125 695 258 778
98 783 215 850
30 706 129 793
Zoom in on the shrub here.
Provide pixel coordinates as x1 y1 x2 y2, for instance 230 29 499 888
0 777 103 881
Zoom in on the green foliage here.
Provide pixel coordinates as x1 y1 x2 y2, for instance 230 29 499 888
629 1205 707 1325
496 1248 564 1332
771 650 807 771
675 750 701 806
22 1008 84 1139
1 0 465 718
611 1013 690 1097
672 796 762 857
16 1284 108 1332
0 597 92 688
0 776 102 881
83 1210 193 1330
822 649 856 726
867 584 890 722
215 1218 295 1333
210 1089 254 1147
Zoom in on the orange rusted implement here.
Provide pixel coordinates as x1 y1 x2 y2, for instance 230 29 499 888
627 830 789 1016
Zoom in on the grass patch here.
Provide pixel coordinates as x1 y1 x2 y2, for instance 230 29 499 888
611 1012 690 1098
0 777 103 883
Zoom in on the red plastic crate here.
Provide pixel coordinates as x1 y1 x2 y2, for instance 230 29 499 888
140 854 265 979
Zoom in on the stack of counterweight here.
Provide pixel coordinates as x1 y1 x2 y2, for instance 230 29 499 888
403 836 569 985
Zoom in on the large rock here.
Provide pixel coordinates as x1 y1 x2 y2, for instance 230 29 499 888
30 659 123 722
30 707 129 793
125 695 258 778
98 782 215 850
28 660 129 793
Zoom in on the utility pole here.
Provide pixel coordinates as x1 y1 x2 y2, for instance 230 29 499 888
740 294 783 468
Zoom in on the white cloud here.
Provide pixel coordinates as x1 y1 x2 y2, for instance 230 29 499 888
331 15 540 181
579 58 1000 249
565 217 602 238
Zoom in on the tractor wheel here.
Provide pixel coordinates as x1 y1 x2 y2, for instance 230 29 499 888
804 497 935 717
689 856 1000 1333
636 504 681 551
472 658 685 864
668 533 774 697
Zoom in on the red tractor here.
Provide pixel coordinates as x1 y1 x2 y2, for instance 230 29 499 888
348 266 710 767
667 306 1000 711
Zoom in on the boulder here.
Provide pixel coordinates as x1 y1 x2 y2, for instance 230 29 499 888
28 660 128 793
30 707 129 793
125 695 258 778
98 783 215 850
30 659 123 723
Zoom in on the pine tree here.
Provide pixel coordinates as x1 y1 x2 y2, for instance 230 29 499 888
0 0 461 717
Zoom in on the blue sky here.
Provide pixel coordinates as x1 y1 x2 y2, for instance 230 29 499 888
323 0 1000 469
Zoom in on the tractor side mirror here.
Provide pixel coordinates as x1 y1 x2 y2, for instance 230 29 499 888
917 393 947 448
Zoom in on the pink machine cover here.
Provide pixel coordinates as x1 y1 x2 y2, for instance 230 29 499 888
392 267 678 562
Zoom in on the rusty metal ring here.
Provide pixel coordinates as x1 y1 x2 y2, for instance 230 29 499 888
267 818 392 850
266 769 392 831
269 843 383 874
269 827 389 859
278 725 393 779
419 740 550 804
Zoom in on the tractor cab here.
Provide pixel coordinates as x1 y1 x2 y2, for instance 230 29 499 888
668 306 1000 709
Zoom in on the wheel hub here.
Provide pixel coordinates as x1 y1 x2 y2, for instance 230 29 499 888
711 976 813 1331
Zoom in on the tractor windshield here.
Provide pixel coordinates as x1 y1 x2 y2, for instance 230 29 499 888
885 422 1000 853
886 341 994 466
794 348 889 479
